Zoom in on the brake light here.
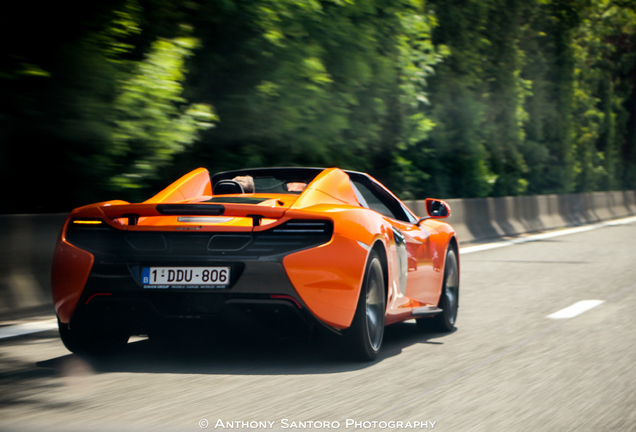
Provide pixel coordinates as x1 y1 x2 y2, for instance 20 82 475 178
72 219 103 225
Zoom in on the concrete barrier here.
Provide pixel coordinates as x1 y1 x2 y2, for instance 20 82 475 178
1 190 635 319
0 214 67 319
408 190 636 245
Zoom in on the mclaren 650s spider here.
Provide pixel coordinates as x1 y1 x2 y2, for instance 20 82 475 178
52 167 459 361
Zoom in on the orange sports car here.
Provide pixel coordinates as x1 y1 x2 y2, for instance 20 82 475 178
52 167 459 360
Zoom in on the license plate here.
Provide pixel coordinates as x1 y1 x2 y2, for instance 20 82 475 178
142 267 230 288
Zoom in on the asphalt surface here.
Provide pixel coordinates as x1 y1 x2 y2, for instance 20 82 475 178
1 221 635 432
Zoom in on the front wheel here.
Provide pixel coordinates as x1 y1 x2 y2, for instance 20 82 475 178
344 251 385 361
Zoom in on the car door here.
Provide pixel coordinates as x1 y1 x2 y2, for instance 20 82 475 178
349 176 438 305
391 219 440 305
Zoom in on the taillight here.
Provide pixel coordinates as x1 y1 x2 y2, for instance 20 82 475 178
71 218 104 226
66 218 115 252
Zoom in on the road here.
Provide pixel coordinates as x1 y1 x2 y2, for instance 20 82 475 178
1 220 635 432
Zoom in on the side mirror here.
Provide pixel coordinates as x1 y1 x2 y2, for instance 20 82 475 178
417 199 451 224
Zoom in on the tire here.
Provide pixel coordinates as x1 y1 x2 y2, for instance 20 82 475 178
417 247 459 332
344 251 386 361
58 318 129 355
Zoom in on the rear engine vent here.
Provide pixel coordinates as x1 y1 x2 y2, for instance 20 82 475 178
156 204 225 216
125 234 167 251
66 218 333 258
208 235 253 251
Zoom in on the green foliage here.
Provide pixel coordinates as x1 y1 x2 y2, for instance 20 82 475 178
110 34 216 190
418 0 636 198
167 0 444 196
0 0 216 210
1 0 636 212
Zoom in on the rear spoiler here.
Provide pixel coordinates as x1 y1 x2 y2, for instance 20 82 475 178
95 203 287 227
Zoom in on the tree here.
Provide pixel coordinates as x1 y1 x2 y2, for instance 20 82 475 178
0 0 214 211
164 0 444 197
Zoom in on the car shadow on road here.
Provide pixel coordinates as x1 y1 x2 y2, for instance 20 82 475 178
35 321 452 376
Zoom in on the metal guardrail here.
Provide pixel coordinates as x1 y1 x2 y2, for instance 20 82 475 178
1 191 635 319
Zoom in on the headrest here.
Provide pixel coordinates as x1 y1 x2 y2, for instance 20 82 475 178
213 180 245 195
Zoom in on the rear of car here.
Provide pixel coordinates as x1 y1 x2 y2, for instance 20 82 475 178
52 167 373 354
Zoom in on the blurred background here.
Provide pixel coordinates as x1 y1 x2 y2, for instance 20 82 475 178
1 3 636 431
0 0 635 213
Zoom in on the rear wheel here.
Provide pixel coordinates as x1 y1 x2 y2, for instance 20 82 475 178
58 318 129 355
345 251 385 361
417 247 459 332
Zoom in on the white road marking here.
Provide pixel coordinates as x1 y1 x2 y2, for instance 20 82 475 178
350 288 636 429
547 300 605 319
460 215 636 255
0 319 58 340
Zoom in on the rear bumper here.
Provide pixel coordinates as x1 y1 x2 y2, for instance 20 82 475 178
73 293 314 339
69 258 320 338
